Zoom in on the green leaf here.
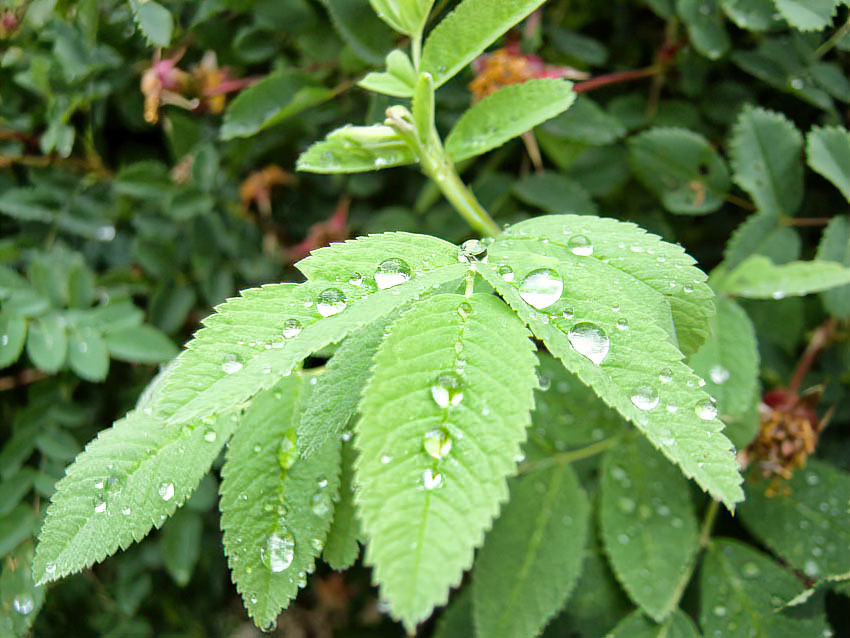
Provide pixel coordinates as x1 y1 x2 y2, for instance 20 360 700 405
296 124 418 174
320 0 395 65
606 609 701 638
161 509 203 587
25 314 67 374
299 318 388 457
700 539 830 637
628 127 730 215
220 374 341 629
104 324 178 364
68 327 110 382
420 0 547 87
816 215 850 317
0 469 36 516
358 49 416 98
128 0 173 47
513 172 598 215
806 125 850 203
445 79 576 162
600 436 699 621
480 221 743 509
33 409 237 584
322 439 361 570
0 541 45 636
773 0 839 31
220 72 337 140
722 213 801 270
720 0 781 31
540 95 626 146
720 255 850 299
0 505 36 558
355 293 538 630
369 0 433 35
153 235 464 427
729 106 804 217
472 464 590 638
687 297 759 430
739 460 850 580
0 313 27 369
676 0 730 60
433 588 474 638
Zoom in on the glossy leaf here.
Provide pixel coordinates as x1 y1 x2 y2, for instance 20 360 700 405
322 439 361 570
807 125 850 203
128 0 173 47
296 125 418 173
816 215 850 317
720 255 850 299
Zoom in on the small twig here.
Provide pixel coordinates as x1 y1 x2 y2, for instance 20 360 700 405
784 217 831 227
518 435 622 475
698 499 720 548
521 130 544 174
788 319 835 396
816 17 850 58
0 368 48 392
573 66 660 94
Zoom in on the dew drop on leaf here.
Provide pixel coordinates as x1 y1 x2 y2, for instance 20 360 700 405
457 302 472 320
423 429 453 460
631 385 659 410
381 455 391 464
458 239 488 263
316 288 347 316
423 468 443 490
260 620 278 634
431 372 464 408
277 431 298 470
311 491 330 516
261 529 295 572
615 318 629 331
203 430 217 443
12 595 34 615
518 268 563 309
567 234 593 256
567 322 609 365
658 368 673 383
158 481 175 502
695 399 718 420
709 365 730 384
374 258 412 290
497 264 514 282
221 354 242 374
283 319 302 339
92 493 107 514
348 272 363 286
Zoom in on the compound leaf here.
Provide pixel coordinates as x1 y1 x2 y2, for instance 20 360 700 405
420 0 547 88
220 374 341 629
807 125 850 203
729 106 804 217
600 436 699 621
720 255 850 299
473 464 589 638
355 293 537 631
445 79 576 162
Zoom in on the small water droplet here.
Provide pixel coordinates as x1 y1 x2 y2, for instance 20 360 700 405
221 354 243 375
615 319 629 331
742 562 760 577
203 430 217 443
458 239 488 263
158 482 175 502
348 272 363 286
94 479 105 490
617 533 630 544
658 368 673 383
683 285 693 294
278 432 298 470
457 302 472 319
567 323 609 366
423 468 443 490
12 595 34 615
381 455 392 464
695 399 718 420
805 472 820 486
713 605 727 617
497 264 514 282
261 529 295 572
771 290 786 300
790 77 804 90
567 234 593 257
537 374 551 391
709 365 730 385
618 497 636 513
283 319 302 339
316 288 347 317
631 385 659 410
311 538 324 552
431 372 464 408
311 491 330 516
375 258 412 290
93 493 107 513
423 429 453 460
121 507 131 516
562 308 574 320
519 268 563 309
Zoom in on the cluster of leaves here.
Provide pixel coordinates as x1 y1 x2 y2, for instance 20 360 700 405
2 0 850 637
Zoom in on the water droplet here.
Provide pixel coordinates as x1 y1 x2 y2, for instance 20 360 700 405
221 354 243 375
93 493 107 513
121 507 131 516
562 308 574 320
537 374 551 392
458 239 488 263
283 319 302 339
375 258 412 290
94 478 105 490
742 562 760 577
311 492 330 516
567 234 593 257
567 323 609 365
261 529 295 572
203 430 217 443
311 538 324 552
158 482 175 502
683 285 693 294
631 385 659 410
423 468 443 490
790 77 804 90
381 455 391 464
349 272 363 286
316 288 347 317
615 319 629 331
457 302 472 320
617 533 630 545
278 432 298 470
771 290 786 300
44 563 57 580
431 372 464 408
658 368 673 383
709 365 730 385
618 497 636 513
497 265 514 282
519 268 563 309
317 478 328 488
12 595 34 615
423 429 453 460
713 605 727 617
96 225 116 242
695 399 718 420
260 620 277 633
805 472 820 486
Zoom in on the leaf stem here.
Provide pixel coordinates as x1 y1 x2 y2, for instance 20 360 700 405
698 499 720 548
816 17 850 58
518 435 622 475
573 66 660 94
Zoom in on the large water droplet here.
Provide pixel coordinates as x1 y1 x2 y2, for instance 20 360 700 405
375 258 412 290
695 399 718 420
567 323 609 365
221 354 243 375
423 468 443 490
631 385 659 410
12 594 34 615
431 372 464 408
423 429 453 460
709 365 730 385
458 239 488 263
567 234 593 256
497 265 514 282
261 529 295 572
316 288 347 317
283 319 302 339
278 431 298 470
519 268 563 309
158 482 175 502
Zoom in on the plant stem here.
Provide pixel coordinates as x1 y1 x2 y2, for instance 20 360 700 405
788 319 835 396
816 17 850 58
423 156 501 237
574 66 659 94
518 435 622 475
698 499 720 548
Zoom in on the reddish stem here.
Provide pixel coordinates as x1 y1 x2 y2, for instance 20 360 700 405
788 319 834 396
573 66 659 93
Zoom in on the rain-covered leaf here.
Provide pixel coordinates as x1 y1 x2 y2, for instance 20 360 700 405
606 609 701 638
67 327 109 382
296 125 418 173
600 436 699 621
0 314 27 369
355 293 537 631
25 314 67 373
773 0 839 31
0 541 44 636
445 79 575 162
807 125 850 203
720 255 850 299
720 0 780 31
473 464 589 638
513 172 598 215
816 215 850 317
676 0 730 60
322 439 361 570
628 127 730 215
